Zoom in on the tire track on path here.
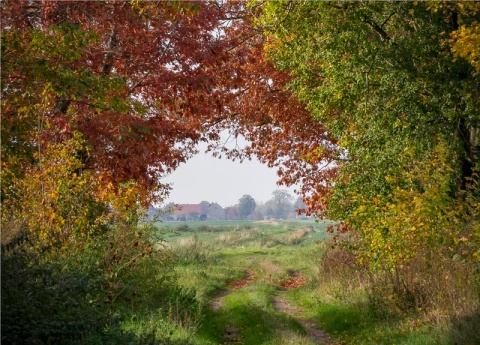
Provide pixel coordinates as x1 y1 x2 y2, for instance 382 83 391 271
210 268 254 344
210 267 334 345
275 269 334 345
211 267 254 312
273 297 333 345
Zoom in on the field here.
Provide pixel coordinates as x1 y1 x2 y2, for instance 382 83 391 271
145 219 456 345
158 219 331 245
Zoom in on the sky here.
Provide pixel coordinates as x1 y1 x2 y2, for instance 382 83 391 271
161 150 297 207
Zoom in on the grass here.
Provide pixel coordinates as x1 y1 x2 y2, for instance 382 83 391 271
158 220 329 344
153 219 464 345
199 283 315 345
7 217 473 344
158 220 330 251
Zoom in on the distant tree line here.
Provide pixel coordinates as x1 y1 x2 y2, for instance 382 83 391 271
148 190 308 221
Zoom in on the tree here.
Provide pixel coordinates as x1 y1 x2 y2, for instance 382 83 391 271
199 201 210 220
262 201 277 220
1 1 247 208
196 1 339 216
224 205 240 221
238 194 256 219
1 2 335 342
271 189 293 219
2 0 333 219
163 202 178 213
253 1 480 314
200 201 211 216
1 3 273 341
187 212 199 221
161 202 178 221
3 0 479 330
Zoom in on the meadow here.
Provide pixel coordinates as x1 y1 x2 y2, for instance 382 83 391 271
140 219 462 345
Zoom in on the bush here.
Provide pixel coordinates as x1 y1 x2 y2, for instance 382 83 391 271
1 135 203 344
197 224 213 232
175 224 190 232
0 220 183 344
317 242 367 302
1 246 106 344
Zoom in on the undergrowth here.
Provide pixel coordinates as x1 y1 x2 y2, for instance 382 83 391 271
311 240 480 345
4 218 477 344
1 221 203 344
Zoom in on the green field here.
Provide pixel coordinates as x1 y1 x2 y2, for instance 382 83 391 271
142 219 456 345
157 219 331 246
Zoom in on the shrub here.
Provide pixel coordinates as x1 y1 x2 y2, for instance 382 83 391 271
318 237 480 339
1 219 182 344
197 224 212 232
317 242 367 302
366 248 480 321
1 246 106 344
175 224 190 232
173 234 212 264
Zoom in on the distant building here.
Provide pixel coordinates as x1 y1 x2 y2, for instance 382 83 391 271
165 203 227 221
172 204 202 221
204 202 224 220
224 206 240 220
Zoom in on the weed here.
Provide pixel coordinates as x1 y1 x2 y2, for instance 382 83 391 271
286 226 315 245
173 234 213 264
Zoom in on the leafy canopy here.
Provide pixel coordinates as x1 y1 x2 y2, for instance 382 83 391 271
256 0 480 267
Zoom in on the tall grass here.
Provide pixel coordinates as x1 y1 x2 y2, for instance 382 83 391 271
311 239 480 345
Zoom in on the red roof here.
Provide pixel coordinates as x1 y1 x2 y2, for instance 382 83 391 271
173 204 202 215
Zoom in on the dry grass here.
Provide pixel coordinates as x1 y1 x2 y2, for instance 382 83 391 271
173 235 212 263
286 227 315 245
400 251 478 323
317 243 367 302
216 230 257 244
257 260 284 283
317 240 480 344
177 238 196 247
254 220 279 226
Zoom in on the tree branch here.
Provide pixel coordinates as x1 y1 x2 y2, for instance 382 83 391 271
363 17 390 41
381 10 397 29
102 29 118 76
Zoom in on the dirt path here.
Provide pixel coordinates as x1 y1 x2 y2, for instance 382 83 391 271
273 297 333 345
275 269 333 345
279 269 308 290
211 268 254 312
210 268 255 344
210 268 333 345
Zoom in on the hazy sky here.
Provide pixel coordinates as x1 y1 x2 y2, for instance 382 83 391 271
162 150 297 207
